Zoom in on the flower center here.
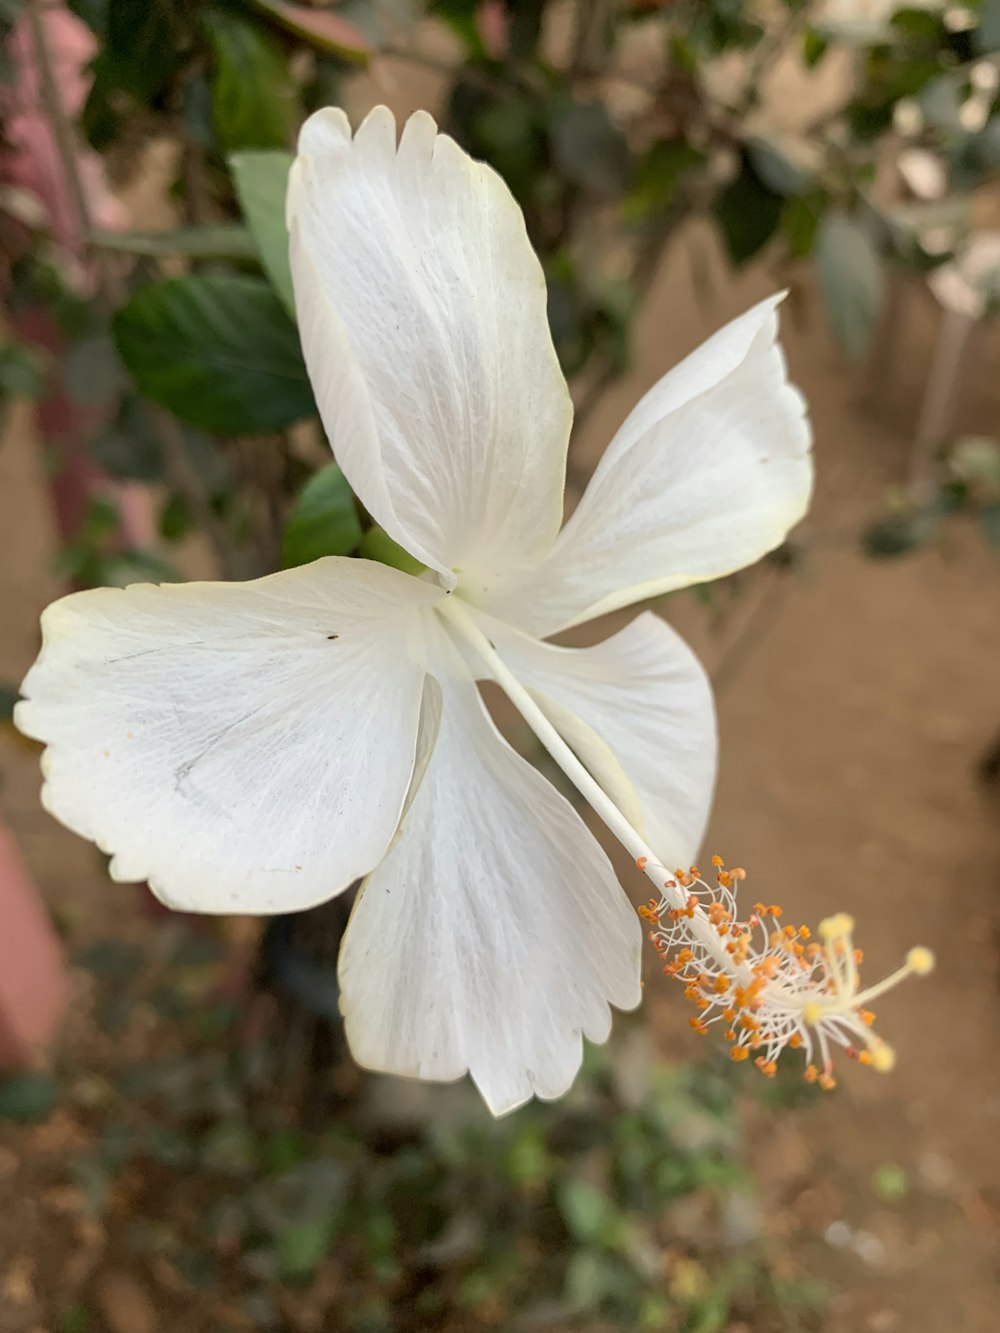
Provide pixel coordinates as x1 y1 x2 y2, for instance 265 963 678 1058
638 856 934 1088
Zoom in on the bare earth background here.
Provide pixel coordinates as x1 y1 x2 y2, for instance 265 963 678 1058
3 46 1000 1332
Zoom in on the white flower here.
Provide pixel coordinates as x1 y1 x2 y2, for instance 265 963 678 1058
18 106 816 1115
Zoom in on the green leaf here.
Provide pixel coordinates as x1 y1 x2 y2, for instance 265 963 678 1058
548 98 631 197
358 526 425 575
282 464 362 567
713 156 783 266
563 1250 614 1312
277 1219 337 1279
113 273 314 435
101 0 180 100
89 225 258 258
62 332 126 407
0 1072 59 1122
802 27 828 67
872 1162 908 1201
0 339 46 400
229 151 295 314
862 508 937 558
557 1177 616 1245
0 682 18 723
816 212 885 361
246 0 371 62
204 9 296 152
782 192 826 260
977 0 1000 53
59 1302 92 1333
624 139 705 224
746 135 814 198
90 396 163 482
979 504 1000 546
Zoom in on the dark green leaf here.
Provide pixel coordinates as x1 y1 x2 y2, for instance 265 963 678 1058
113 273 314 434
246 0 371 62
75 938 143 982
101 0 180 101
158 493 194 541
624 139 704 224
89 225 257 258
713 157 783 266
181 70 217 150
200 1121 258 1176
63 333 126 406
0 339 46 400
747 135 813 197
0 682 18 723
548 99 631 197
862 509 937 558
67 1 106 33
283 463 361 566
176 1247 221 1290
0 1072 59 1122
90 396 163 482
204 10 296 152
816 212 885 360
229 151 295 314
782 192 826 260
977 0 1000 53
979 504 1000 546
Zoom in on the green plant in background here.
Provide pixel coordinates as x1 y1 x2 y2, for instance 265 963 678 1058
0 926 827 1331
7 0 1000 583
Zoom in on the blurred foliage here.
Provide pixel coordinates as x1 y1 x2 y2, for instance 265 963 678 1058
0 928 826 1331
863 432 1000 556
2 0 999 583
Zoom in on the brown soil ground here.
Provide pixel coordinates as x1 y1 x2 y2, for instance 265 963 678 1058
3 59 1000 1333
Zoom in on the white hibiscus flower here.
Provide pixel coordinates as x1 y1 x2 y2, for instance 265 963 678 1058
17 107 925 1115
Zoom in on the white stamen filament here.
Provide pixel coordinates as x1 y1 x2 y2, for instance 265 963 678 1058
440 598 934 1089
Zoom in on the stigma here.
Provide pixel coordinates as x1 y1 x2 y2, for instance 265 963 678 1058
637 855 934 1089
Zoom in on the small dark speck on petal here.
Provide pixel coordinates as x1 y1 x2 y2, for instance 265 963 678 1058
327 634 340 640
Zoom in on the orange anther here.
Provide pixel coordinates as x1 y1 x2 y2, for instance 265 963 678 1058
730 1045 750 1062
636 856 648 871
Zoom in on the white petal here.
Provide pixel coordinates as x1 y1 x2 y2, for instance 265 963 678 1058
483 610 716 870
338 630 641 1116
478 295 812 636
288 106 572 584
16 559 441 914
